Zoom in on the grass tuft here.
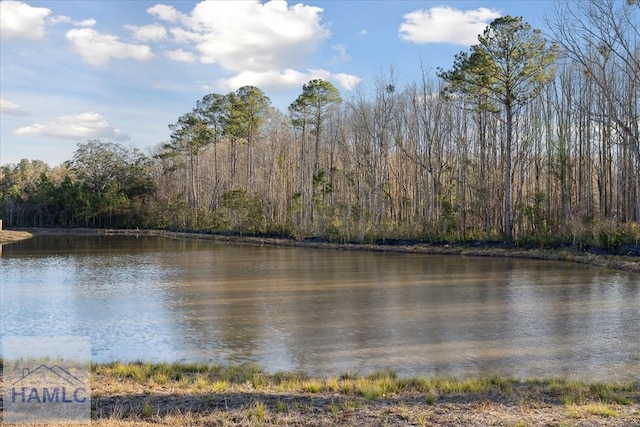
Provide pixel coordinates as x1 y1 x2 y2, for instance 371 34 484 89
250 401 268 423
340 370 358 380
301 379 323 393
141 400 153 418
211 380 230 392
585 402 619 417
275 400 289 412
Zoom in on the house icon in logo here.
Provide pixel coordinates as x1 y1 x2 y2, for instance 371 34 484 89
13 365 84 387
10 364 87 404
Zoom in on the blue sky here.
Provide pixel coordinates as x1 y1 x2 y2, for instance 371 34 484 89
1 0 555 167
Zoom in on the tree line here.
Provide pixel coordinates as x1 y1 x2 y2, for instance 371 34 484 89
1 0 638 250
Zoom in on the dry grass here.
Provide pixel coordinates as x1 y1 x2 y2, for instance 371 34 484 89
0 229 32 243
2 362 638 426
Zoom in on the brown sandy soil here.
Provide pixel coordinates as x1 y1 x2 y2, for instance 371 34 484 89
16 227 640 274
0 229 32 244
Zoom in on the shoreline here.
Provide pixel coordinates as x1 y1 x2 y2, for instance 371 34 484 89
0 361 638 426
9 227 640 273
0 229 33 244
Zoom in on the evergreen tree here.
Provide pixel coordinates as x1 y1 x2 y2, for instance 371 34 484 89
438 16 558 240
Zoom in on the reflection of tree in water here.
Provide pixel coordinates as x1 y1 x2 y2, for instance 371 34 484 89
156 242 256 363
155 244 640 381
6 236 637 381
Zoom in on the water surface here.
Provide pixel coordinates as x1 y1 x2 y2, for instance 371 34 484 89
1 235 638 381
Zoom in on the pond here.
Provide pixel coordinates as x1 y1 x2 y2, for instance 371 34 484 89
1 235 638 381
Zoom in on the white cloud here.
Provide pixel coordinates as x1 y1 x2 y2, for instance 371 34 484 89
0 98 28 116
359 29 368 36
399 6 501 46
218 69 360 92
164 48 197 63
66 28 154 66
49 15 96 27
147 4 185 23
159 1 329 72
331 44 350 64
14 112 129 141
125 23 167 42
332 73 361 91
78 18 96 27
0 0 51 40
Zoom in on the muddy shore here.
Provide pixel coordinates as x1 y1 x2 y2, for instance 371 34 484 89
8 227 640 274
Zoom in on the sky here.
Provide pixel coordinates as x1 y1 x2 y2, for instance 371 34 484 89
1 0 556 167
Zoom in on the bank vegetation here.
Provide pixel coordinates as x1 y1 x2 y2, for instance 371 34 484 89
0 360 638 426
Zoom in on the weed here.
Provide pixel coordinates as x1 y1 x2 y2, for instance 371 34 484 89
491 376 515 394
275 400 288 412
585 402 619 417
367 368 398 380
153 371 169 385
407 376 431 392
141 400 152 418
357 378 381 399
340 371 358 380
433 377 489 394
301 379 323 393
340 380 355 394
340 399 362 410
250 401 267 423
559 394 577 406
398 403 409 418
425 392 437 405
589 382 634 405
325 376 340 392
193 374 209 390
273 370 305 385
328 401 340 419
112 362 147 384
211 380 230 392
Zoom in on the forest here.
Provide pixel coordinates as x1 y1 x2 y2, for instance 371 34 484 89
1 0 639 250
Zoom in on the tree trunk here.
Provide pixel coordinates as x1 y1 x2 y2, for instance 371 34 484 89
505 101 513 241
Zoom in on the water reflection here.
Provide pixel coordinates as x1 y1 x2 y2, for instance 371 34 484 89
1 236 638 381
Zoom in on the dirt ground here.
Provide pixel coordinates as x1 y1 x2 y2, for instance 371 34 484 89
1 370 639 426
86 386 640 426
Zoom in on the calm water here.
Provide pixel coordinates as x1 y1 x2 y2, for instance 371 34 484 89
1 235 639 381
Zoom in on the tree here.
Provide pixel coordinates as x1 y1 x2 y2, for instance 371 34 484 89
289 79 342 178
224 86 272 190
165 112 214 209
438 16 558 240
549 0 639 157
289 79 342 226
548 0 639 221
195 93 228 190
67 141 129 194
64 140 154 227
